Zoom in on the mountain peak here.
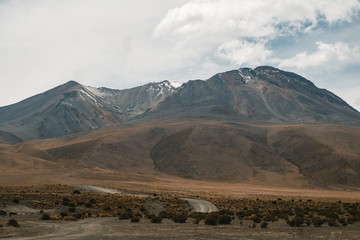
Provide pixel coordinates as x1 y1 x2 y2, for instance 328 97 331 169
153 66 359 125
63 80 81 87
254 65 279 71
148 80 180 89
0 66 359 143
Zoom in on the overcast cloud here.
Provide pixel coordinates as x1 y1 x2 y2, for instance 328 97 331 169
0 0 360 111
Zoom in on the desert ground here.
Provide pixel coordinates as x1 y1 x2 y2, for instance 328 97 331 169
3 215 360 240
1 176 360 239
1 121 360 239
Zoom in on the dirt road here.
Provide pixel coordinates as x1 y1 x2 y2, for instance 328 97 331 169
182 198 218 213
79 185 218 213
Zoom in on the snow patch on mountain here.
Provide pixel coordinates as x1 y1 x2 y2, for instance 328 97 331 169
84 86 110 99
169 81 182 88
238 69 252 84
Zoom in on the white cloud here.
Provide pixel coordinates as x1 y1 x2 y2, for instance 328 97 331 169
332 86 360 111
153 0 360 72
216 40 272 66
278 42 359 69
154 0 360 39
319 0 360 23
356 98 360 108
0 0 359 111
0 0 190 106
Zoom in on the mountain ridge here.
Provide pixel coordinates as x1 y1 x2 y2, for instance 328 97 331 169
1 66 360 188
146 66 359 125
0 79 177 142
0 66 359 144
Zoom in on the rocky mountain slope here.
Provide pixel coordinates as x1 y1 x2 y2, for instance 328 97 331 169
1 66 359 143
0 80 176 142
150 66 359 125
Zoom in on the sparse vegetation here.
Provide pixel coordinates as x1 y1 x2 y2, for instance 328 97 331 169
8 219 19 227
118 211 132 220
131 216 141 222
64 216 76 221
2 184 360 234
205 214 218 225
73 190 81 194
151 215 163 223
9 212 17 217
327 218 337 227
218 214 232 224
172 213 187 223
85 203 92 208
260 221 268 228
312 217 325 227
60 212 68 217
63 201 75 207
41 213 51 220
287 215 304 227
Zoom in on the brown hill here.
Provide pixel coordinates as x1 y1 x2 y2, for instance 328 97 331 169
1 120 359 188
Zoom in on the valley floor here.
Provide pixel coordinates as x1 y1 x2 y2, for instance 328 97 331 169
2 168 360 201
1 182 360 239
2 216 360 240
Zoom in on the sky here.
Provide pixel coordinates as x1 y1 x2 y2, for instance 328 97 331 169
0 0 360 110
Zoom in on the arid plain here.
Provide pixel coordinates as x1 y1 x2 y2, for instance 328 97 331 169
2 121 360 239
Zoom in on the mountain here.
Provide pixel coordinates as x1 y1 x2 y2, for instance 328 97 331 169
0 80 176 142
1 66 359 143
1 66 360 188
148 66 359 125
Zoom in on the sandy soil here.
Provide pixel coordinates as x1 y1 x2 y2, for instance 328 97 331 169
2 175 360 240
70 175 360 202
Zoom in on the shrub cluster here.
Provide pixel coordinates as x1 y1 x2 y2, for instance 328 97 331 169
41 213 51 220
131 216 141 222
287 215 304 227
211 196 360 228
151 215 163 223
118 210 133 220
204 212 232 225
8 219 19 227
172 213 188 223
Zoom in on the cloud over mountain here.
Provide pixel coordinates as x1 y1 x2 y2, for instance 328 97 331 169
154 0 360 38
278 41 359 69
1 0 360 111
154 0 360 68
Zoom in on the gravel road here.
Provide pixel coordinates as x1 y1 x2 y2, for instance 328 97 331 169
78 186 218 213
182 198 218 213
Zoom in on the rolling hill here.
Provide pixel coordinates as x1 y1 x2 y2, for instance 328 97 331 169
1 120 360 187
